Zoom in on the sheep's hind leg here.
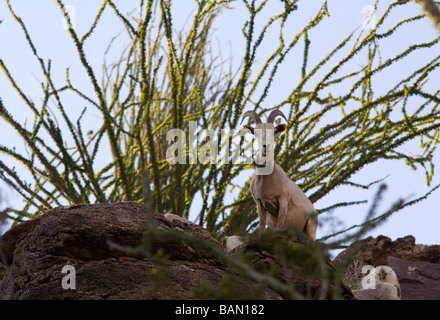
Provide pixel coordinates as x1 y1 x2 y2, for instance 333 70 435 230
304 217 317 241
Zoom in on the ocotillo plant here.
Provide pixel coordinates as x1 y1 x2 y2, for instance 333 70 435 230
0 0 439 240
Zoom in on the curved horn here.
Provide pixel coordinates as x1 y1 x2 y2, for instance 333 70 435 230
240 110 262 125
267 109 288 124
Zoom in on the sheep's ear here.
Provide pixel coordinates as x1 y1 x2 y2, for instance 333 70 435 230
275 124 286 134
243 125 254 134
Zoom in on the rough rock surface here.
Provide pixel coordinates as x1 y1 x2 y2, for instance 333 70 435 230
388 256 440 300
0 202 263 299
336 235 440 266
0 202 342 300
0 262 4 282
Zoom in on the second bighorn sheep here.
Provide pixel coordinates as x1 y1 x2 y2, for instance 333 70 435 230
241 110 318 241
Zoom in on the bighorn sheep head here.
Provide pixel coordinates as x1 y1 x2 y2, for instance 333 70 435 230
241 110 287 161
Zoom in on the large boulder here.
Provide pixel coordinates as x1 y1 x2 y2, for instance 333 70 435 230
0 202 279 299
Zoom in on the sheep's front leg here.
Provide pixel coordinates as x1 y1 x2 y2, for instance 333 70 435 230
276 198 288 231
256 201 267 235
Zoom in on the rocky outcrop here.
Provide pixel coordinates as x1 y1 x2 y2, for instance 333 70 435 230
3 202 437 300
335 235 440 300
0 202 261 299
0 203 225 299
0 202 343 300
388 256 440 300
336 235 440 266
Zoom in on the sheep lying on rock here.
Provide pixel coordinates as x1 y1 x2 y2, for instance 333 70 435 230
241 110 318 241
353 265 401 300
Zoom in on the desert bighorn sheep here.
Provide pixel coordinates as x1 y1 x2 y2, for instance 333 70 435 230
241 110 318 241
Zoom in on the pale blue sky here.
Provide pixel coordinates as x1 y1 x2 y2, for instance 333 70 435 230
0 1 439 247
